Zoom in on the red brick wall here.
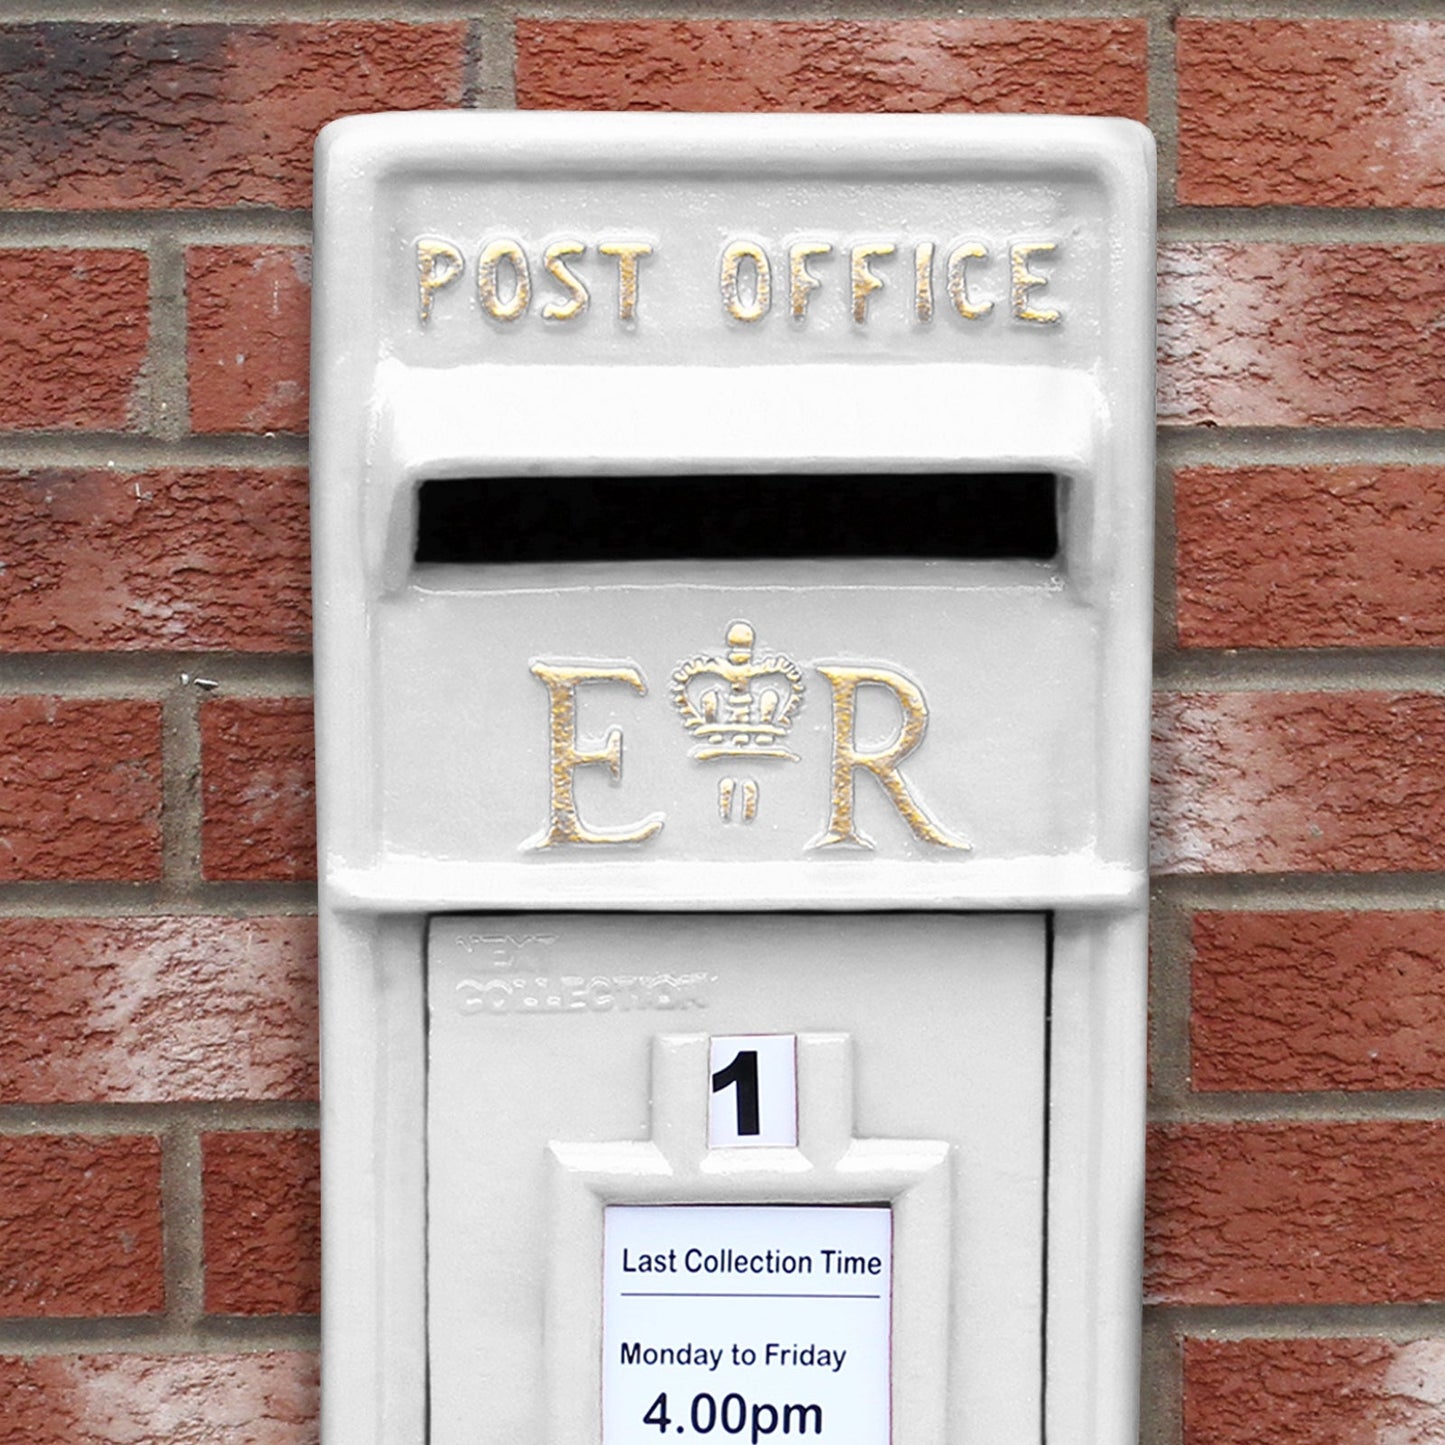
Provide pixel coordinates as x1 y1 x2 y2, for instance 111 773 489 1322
0 9 1440 1443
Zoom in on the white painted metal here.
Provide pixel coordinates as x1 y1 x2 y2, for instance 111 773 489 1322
311 112 1154 1445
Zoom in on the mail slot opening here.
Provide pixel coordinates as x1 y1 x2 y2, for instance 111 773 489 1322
414 472 1059 564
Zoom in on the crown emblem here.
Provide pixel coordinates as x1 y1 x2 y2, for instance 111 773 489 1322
671 620 805 762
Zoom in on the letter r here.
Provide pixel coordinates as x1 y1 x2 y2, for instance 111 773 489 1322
809 664 968 851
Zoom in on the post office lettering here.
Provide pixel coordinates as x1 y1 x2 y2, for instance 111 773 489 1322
416 236 654 323
414 234 1065 326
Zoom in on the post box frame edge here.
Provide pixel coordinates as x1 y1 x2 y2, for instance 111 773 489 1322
311 112 1156 1445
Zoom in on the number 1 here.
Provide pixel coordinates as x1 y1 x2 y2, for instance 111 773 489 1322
707 1035 796 1147
711 1048 760 1136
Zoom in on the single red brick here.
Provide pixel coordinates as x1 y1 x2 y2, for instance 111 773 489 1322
0 467 310 651
202 1130 320 1315
1148 1121 1445 1304
1152 692 1445 874
0 1135 163 1317
1158 244 1445 429
0 916 318 1104
0 1351 318 1444
517 20 1148 118
0 250 148 430
1192 912 1445 1092
1175 466 1445 649
0 698 162 882
1185 1338 1445 1445
0 23 466 210
200 697 315 882
1179 20 1445 208
188 248 310 435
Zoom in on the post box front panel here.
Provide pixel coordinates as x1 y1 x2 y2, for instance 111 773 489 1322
425 911 1047 1445
312 115 1152 1445
309 115 1153 896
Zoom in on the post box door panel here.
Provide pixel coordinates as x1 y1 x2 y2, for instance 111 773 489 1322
426 911 1047 1445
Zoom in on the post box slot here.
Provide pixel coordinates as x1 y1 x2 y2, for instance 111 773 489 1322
414 472 1059 564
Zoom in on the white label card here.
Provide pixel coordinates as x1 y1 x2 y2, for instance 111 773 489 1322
603 1205 891 1445
709 1035 797 1148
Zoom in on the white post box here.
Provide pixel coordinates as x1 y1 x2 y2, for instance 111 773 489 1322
311 113 1154 1445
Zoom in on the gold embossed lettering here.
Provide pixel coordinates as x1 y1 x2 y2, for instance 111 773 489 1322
528 663 664 848
914 242 935 323
850 243 895 324
788 241 831 320
477 238 531 322
541 240 589 322
947 243 992 320
810 665 968 851
598 241 652 322
416 238 464 323
721 241 772 323
1010 242 1060 323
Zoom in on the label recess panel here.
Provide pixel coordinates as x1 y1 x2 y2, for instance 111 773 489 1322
603 1204 892 1445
